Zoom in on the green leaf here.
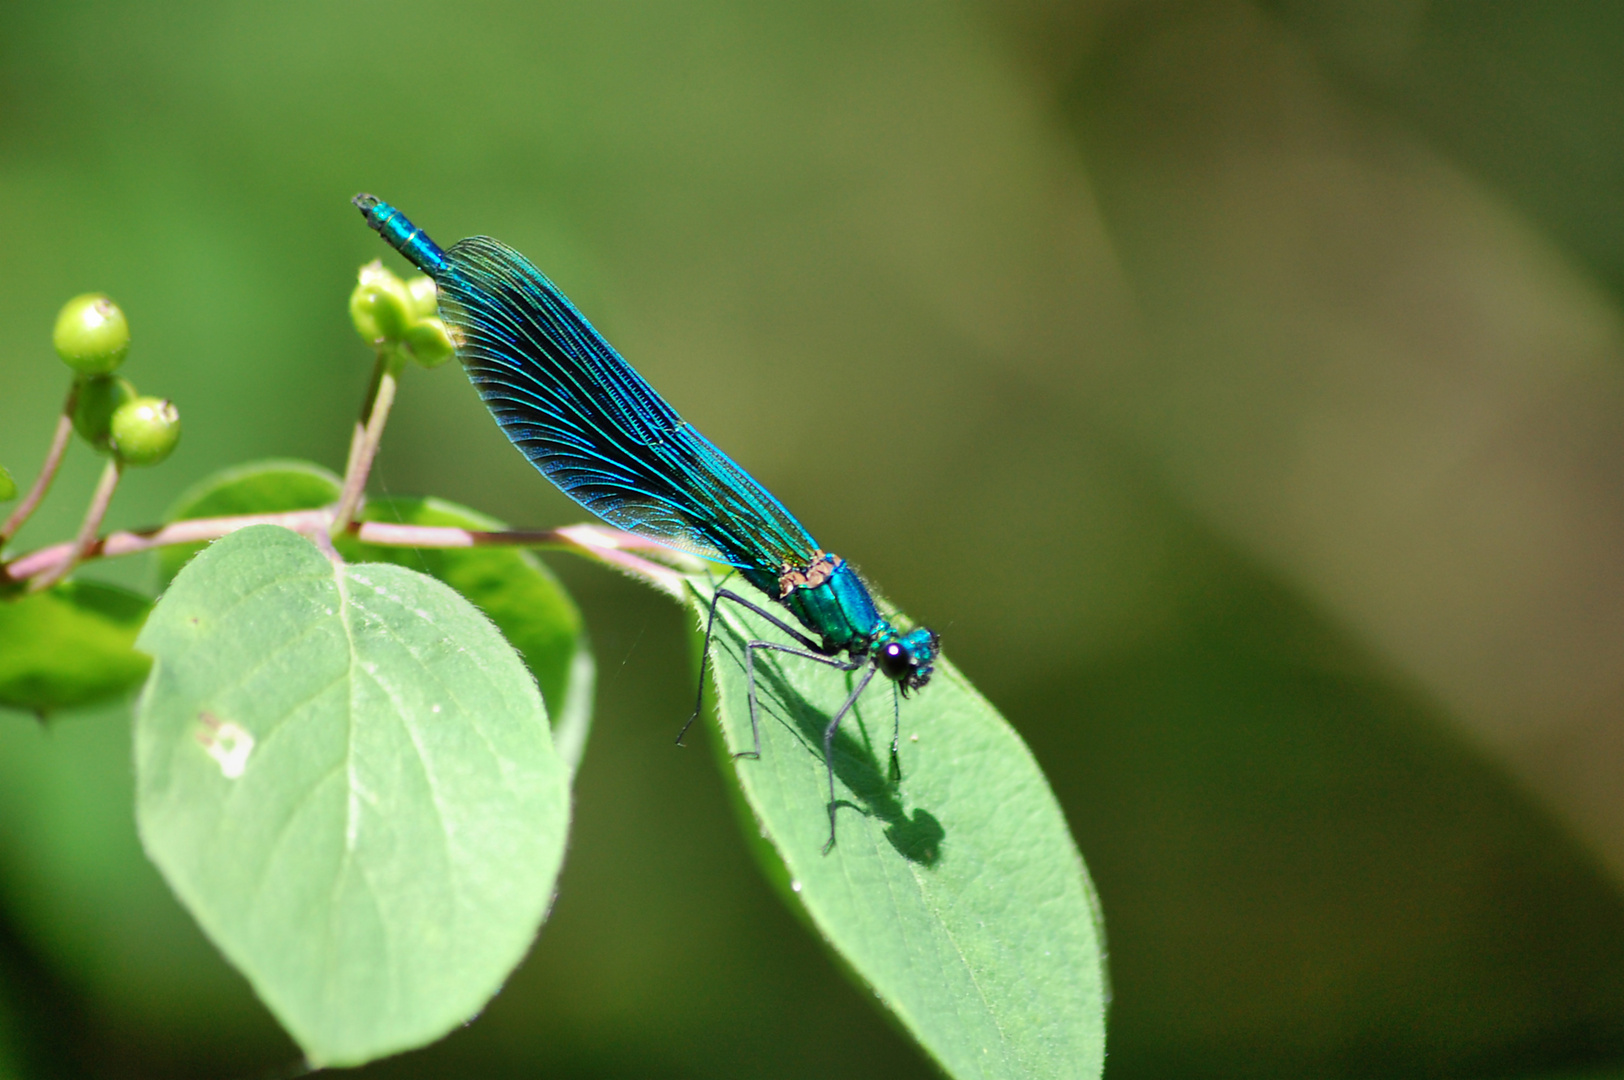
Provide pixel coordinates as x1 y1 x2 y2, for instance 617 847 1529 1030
157 458 343 585
159 463 592 770
0 581 151 715
340 496 594 775
691 576 1107 1080
134 525 570 1067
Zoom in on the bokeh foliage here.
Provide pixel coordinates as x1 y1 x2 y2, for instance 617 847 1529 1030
4 1 1624 1077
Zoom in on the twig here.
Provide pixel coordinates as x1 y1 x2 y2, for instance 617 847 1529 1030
331 350 401 535
27 458 121 591
554 524 691 598
1 508 691 598
1 510 331 580
0 384 79 545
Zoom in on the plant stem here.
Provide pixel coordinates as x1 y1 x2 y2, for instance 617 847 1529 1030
2 512 690 598
552 524 689 599
0 383 80 546
27 458 121 592
331 349 402 536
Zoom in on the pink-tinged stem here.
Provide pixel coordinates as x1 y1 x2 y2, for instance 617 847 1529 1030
1 385 80 545
2 510 334 580
331 351 401 536
27 458 122 592
554 524 691 598
2 507 692 600
349 522 687 595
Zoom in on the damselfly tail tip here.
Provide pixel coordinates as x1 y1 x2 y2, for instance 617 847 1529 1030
352 192 381 216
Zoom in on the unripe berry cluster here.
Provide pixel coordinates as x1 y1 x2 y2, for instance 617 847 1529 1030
349 261 455 368
54 294 180 467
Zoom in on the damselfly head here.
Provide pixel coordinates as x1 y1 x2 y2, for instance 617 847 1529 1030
875 626 939 693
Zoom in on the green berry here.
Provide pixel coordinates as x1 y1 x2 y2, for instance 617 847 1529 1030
110 396 180 466
349 260 413 343
53 293 131 375
405 275 438 320
73 374 137 453
404 316 456 368
0 465 15 503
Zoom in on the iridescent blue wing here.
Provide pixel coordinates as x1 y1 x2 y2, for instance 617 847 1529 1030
436 235 820 570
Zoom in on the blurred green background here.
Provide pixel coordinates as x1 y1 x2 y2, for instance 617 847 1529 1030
5 1 1624 1077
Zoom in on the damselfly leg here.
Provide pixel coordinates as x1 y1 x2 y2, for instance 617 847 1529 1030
682 585 883 851
679 585 832 746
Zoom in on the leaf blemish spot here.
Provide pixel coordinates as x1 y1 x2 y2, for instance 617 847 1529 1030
194 711 254 779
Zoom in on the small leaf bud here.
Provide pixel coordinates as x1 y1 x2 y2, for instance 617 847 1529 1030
0 465 15 502
404 316 456 368
349 260 413 343
73 374 137 453
404 275 438 320
110 396 181 467
53 293 131 375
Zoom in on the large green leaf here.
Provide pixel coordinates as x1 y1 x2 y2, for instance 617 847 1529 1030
0 581 151 715
341 497 594 775
159 461 592 770
134 525 570 1066
690 576 1107 1080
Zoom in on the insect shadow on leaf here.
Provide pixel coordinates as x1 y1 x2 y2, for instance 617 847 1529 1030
711 615 944 866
